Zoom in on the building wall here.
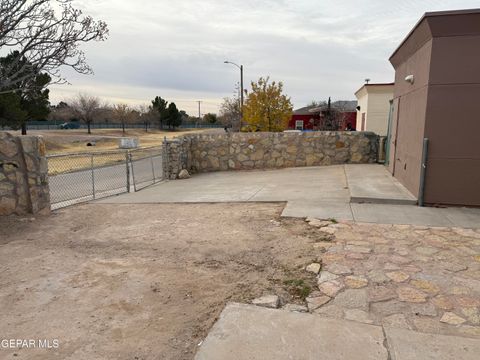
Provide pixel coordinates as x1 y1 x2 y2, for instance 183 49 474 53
365 88 393 136
288 114 318 130
389 40 432 198
0 133 50 215
389 10 480 206
355 88 368 131
422 34 480 205
355 86 393 135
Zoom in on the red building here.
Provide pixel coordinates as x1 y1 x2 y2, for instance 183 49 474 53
288 105 356 131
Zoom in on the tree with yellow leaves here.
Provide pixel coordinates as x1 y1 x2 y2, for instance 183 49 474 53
243 77 293 132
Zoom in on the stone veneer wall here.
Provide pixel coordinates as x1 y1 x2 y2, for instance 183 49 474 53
0 132 50 215
166 131 378 177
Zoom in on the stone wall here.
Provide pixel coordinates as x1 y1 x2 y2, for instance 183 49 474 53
165 131 379 177
163 137 192 180
0 132 50 216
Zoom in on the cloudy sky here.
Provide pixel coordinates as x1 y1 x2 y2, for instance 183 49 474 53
50 0 480 115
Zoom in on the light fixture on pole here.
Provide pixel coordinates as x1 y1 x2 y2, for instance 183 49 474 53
224 60 243 130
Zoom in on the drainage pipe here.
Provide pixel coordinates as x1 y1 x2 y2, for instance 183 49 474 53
418 138 429 207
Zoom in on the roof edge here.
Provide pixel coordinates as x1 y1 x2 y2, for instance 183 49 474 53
354 83 394 96
389 8 480 61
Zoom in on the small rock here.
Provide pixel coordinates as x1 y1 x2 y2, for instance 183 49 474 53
461 308 480 325
411 303 437 317
252 295 280 308
305 263 321 274
367 269 390 284
306 295 331 311
320 227 337 235
410 279 440 295
177 169 190 179
456 296 480 308
344 275 368 289
384 263 401 271
440 312 466 325
317 271 339 284
382 314 411 329
322 253 344 263
332 289 368 310
395 248 409 256
368 286 396 303
386 271 410 283
433 296 454 310
344 309 374 324
318 280 344 297
449 286 471 295
397 287 428 303
326 263 352 275
306 218 332 228
283 303 308 313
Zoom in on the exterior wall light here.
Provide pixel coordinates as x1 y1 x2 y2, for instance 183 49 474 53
405 75 414 84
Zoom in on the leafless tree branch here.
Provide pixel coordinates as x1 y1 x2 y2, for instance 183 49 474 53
0 0 108 89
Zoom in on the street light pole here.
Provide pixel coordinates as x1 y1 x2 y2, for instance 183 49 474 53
224 60 244 130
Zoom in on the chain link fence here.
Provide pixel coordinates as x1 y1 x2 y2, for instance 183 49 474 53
47 145 165 210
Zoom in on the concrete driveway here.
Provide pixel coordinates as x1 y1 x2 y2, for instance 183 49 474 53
99 164 480 228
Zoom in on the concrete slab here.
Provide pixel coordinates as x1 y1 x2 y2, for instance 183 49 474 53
440 206 480 228
384 327 480 360
346 164 417 205
351 203 456 227
195 303 388 360
97 165 480 228
98 166 350 204
282 201 353 221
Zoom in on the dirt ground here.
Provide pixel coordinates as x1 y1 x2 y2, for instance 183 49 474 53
6 128 220 154
0 203 323 360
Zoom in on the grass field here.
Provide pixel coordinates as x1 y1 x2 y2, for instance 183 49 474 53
34 128 218 155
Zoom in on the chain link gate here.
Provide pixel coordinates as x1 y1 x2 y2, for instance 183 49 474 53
47 145 165 210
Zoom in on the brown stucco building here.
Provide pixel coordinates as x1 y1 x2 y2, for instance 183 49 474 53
387 9 480 206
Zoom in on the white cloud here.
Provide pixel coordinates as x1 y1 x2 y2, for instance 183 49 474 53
50 0 480 114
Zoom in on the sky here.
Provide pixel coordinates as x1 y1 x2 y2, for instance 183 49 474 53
49 0 480 115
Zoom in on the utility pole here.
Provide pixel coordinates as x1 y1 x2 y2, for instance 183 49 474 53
240 65 244 130
224 60 244 131
197 101 202 128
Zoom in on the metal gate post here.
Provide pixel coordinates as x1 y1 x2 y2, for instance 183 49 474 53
162 136 168 180
150 150 156 182
129 152 138 192
91 154 96 199
126 151 130 192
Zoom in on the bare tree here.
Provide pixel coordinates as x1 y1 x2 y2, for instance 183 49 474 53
112 103 134 135
219 96 241 130
138 104 156 132
0 0 108 90
69 93 100 134
48 101 74 123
